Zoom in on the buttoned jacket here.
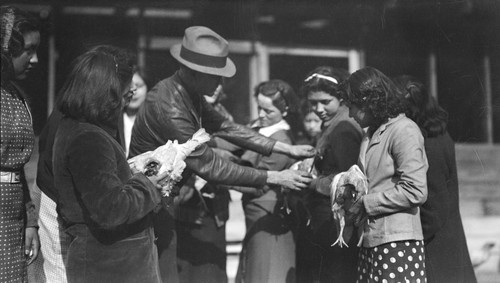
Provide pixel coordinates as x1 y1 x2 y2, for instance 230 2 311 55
359 114 428 247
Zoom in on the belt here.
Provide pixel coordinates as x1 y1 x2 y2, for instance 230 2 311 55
0 171 21 183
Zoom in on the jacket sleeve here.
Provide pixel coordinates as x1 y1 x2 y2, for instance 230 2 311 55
67 131 162 230
200 98 275 156
213 120 275 156
192 111 271 185
185 144 268 186
139 85 268 187
251 131 293 171
234 130 293 194
363 124 428 216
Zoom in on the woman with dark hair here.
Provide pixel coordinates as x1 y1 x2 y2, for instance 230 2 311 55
296 66 363 283
52 45 168 283
343 67 428 283
1 6 41 282
393 75 476 283
235 80 300 283
120 67 149 158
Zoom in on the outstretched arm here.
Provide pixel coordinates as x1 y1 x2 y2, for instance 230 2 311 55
272 141 316 159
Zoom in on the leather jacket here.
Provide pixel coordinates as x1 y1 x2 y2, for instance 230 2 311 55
129 72 274 187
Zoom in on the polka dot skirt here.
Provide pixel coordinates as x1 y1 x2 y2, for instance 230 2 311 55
1 84 34 283
356 240 426 283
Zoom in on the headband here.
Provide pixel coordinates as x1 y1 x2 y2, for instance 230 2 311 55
1 7 15 52
304 73 338 84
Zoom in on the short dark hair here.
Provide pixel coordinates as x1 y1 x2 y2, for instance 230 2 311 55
344 67 408 134
393 75 448 138
254 79 304 141
1 6 40 81
301 66 350 99
254 79 299 114
57 45 134 128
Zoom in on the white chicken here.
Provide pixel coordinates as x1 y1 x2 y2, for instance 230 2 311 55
330 164 368 247
128 128 211 197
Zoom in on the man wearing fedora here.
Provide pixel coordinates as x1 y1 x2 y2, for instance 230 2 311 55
129 26 315 282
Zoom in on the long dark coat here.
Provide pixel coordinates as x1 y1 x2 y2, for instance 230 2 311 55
421 132 476 283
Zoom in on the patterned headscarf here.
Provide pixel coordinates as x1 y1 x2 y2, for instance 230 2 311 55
1 6 16 82
1 6 40 82
1 6 15 53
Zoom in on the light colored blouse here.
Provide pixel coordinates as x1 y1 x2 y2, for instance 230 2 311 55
123 112 136 158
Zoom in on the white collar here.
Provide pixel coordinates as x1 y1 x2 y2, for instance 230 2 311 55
258 120 290 137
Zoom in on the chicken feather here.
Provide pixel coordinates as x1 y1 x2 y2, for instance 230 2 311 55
128 128 211 197
330 164 368 247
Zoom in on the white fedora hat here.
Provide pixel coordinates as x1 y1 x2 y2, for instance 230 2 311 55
170 26 236 77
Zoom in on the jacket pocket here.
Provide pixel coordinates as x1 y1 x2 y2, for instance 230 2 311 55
385 210 415 234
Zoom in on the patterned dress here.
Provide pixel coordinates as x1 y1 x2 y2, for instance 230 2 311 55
0 82 35 283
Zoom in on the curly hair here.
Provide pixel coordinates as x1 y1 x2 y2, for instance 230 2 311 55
301 66 350 100
393 75 448 138
57 45 135 128
344 67 408 134
1 6 40 81
254 79 304 141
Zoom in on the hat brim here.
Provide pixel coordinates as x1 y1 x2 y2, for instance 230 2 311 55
170 44 236 78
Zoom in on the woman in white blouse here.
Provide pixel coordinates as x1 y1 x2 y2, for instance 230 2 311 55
122 69 148 157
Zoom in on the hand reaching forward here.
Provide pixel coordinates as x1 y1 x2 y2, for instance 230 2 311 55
267 169 312 190
273 142 317 159
289 144 317 159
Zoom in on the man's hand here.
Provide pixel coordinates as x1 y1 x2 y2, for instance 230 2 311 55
288 144 316 159
174 185 195 205
267 169 312 191
25 227 39 265
273 142 316 159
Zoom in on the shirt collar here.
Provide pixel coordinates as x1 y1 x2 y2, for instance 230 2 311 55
368 113 406 146
322 105 349 129
258 120 290 137
375 113 406 135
